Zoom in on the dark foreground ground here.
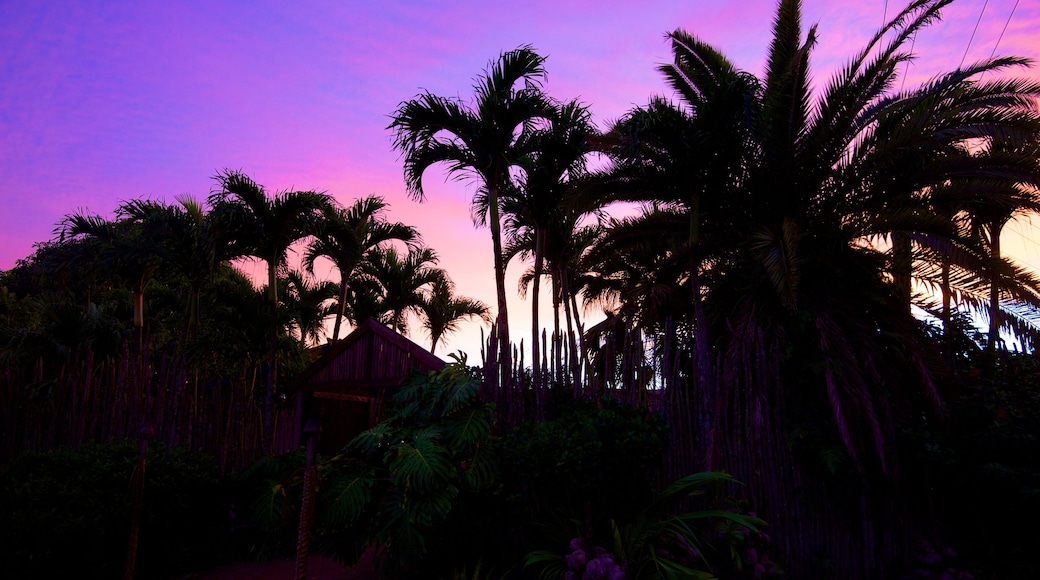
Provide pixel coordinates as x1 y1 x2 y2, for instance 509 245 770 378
180 549 379 580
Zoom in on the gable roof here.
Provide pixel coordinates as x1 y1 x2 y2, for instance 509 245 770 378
292 318 445 393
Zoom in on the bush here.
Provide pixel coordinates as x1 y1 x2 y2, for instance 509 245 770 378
917 354 1040 578
0 440 233 579
526 472 772 580
243 362 505 578
502 394 670 539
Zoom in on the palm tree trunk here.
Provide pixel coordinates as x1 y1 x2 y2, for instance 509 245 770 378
561 272 580 394
179 282 202 347
532 230 545 390
987 220 1002 355
552 272 563 384
892 232 913 315
264 261 279 454
688 199 716 470
567 274 585 388
332 281 349 342
488 184 512 389
941 259 952 361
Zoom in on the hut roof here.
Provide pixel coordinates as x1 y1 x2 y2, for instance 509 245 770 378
292 318 445 395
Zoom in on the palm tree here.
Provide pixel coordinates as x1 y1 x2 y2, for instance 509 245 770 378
207 169 331 452
605 78 756 470
590 0 1040 574
304 196 417 343
341 275 387 329
899 140 1040 361
117 197 236 343
389 45 553 386
492 98 600 388
580 207 692 332
612 0 1040 466
418 271 491 354
281 270 338 347
959 135 1040 355
58 201 171 351
360 246 440 333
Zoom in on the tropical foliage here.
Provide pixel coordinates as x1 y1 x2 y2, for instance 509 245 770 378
390 44 555 389
0 173 483 468
242 362 501 577
0 441 231 579
4 0 1040 578
526 473 770 580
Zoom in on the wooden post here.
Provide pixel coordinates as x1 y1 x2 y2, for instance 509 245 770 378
124 420 153 580
295 418 321 580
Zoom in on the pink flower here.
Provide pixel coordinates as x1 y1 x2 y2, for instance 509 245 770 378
566 549 587 571
583 555 613 580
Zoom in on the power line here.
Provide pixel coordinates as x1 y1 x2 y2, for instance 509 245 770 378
988 0 1020 59
900 31 917 92
959 0 990 69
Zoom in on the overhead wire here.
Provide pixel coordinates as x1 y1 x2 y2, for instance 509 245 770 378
988 0 1020 59
959 0 990 69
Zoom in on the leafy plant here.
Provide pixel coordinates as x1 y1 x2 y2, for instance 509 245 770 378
244 361 501 578
527 472 770 580
506 395 668 523
904 352 1040 578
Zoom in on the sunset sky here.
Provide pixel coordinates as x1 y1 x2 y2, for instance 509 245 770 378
3 0 1039 357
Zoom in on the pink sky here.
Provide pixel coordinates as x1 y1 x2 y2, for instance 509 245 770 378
3 0 1039 357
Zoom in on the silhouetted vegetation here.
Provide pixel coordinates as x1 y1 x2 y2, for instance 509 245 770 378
0 442 233 579
3 0 1040 577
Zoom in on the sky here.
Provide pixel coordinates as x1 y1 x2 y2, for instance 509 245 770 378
3 0 1039 359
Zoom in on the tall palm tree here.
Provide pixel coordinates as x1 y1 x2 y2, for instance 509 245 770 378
304 196 417 343
901 139 1040 360
360 246 440 333
608 0 1040 469
493 99 600 388
207 169 331 452
389 45 553 386
418 271 491 354
959 135 1040 354
606 77 756 469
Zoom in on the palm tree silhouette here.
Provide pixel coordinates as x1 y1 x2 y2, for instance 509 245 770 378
304 196 417 343
207 169 331 452
360 246 440 334
419 271 491 354
389 45 553 386
495 98 600 388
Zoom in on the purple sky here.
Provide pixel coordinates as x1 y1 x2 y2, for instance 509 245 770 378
3 1 1039 355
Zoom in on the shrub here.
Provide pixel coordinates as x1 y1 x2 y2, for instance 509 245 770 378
0 440 232 579
245 362 504 578
502 395 670 539
526 472 771 580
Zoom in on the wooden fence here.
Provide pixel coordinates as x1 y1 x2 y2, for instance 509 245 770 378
0 338 298 473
